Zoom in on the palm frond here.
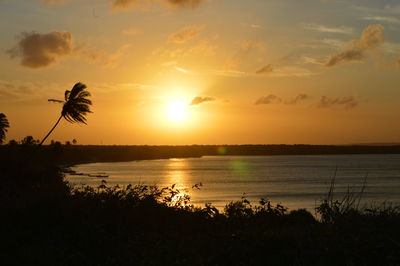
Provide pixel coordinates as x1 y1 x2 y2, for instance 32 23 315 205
68 82 87 100
0 113 10 144
64 90 71 101
48 99 64 103
61 82 92 124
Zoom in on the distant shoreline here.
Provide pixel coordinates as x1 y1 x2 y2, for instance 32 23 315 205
3 144 400 166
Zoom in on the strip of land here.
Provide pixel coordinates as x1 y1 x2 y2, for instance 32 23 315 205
2 144 400 165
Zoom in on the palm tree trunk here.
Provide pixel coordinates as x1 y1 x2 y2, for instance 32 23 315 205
39 115 63 146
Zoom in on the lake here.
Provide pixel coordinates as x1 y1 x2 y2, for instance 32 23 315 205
67 154 400 211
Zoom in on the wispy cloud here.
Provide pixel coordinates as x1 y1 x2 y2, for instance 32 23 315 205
153 39 216 58
255 64 274 75
42 0 68 5
112 0 206 10
302 23 354 35
240 41 266 52
176 66 316 78
0 81 33 102
256 94 357 110
363 16 400 24
121 27 141 36
255 95 282 105
268 67 317 78
318 96 359 109
175 67 190 74
320 39 345 48
0 80 65 103
7 31 74 69
285 94 311 105
224 41 266 70
82 44 131 69
241 23 262 29
325 24 385 67
302 39 345 50
168 25 204 44
302 56 325 65
166 0 204 9
255 94 310 105
190 96 216 106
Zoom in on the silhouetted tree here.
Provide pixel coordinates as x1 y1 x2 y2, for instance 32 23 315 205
72 139 77 145
8 139 18 146
21 136 37 145
39 82 92 146
0 113 10 144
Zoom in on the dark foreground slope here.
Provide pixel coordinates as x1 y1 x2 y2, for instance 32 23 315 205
1 153 399 266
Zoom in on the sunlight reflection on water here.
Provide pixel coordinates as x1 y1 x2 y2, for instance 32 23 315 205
166 159 186 189
67 154 400 211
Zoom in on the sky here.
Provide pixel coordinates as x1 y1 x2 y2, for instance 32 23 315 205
1 0 400 145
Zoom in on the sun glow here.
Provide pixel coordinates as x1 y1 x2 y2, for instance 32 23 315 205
167 100 188 122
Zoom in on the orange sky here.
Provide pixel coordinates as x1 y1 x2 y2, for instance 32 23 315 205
1 0 400 145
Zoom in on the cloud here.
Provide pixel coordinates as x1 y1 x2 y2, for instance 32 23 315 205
255 94 311 105
303 56 325 65
206 66 316 78
264 67 317 78
153 39 216 58
239 41 266 52
0 81 28 101
224 41 266 70
167 0 204 8
363 16 400 24
256 94 357 109
83 44 131 69
190 96 216 106
112 0 205 10
325 24 385 67
320 39 345 48
318 96 359 109
11 33 134 70
255 64 274 75
0 80 64 103
168 25 204 44
241 23 261 29
255 95 282 105
42 0 68 5
121 27 141 36
175 67 190 73
302 23 354 35
7 31 73 69
348 0 400 9
285 94 310 105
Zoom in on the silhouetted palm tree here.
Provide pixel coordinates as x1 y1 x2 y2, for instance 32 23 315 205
0 113 10 144
39 82 92 146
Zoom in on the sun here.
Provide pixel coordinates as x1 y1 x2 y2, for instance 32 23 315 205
166 100 188 122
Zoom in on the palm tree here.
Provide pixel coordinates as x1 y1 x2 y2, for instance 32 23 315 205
0 113 10 144
39 82 92 146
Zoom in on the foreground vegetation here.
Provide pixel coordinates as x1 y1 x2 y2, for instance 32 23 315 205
1 151 400 266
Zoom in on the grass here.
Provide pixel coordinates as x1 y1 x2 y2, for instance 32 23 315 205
1 155 400 265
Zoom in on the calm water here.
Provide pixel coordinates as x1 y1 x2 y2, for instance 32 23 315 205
68 154 400 211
